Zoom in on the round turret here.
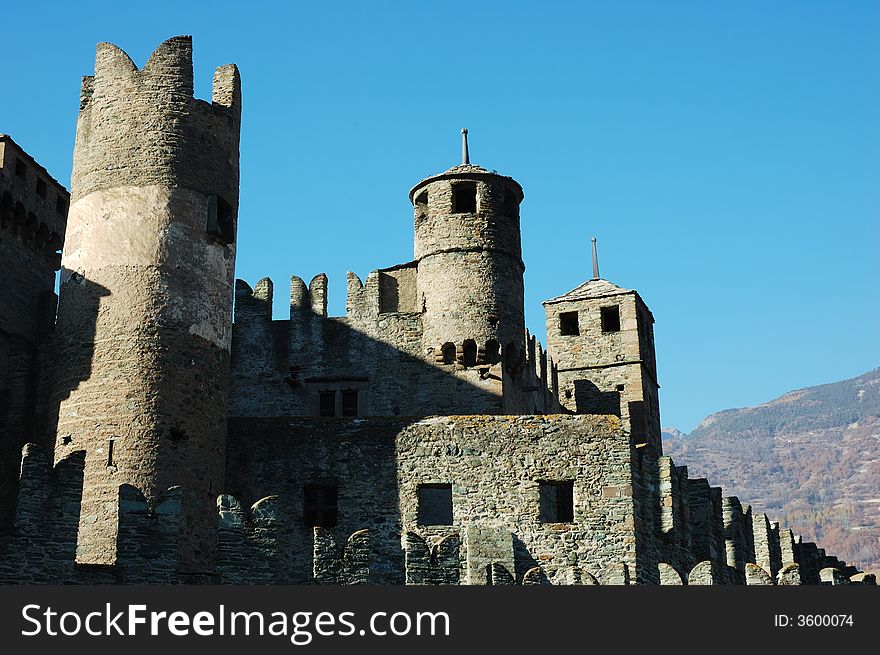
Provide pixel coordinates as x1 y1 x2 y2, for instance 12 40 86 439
410 132 525 368
49 36 241 570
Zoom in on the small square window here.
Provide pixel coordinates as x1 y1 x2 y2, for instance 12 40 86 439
452 183 477 214
559 311 579 336
304 483 338 527
601 305 620 332
341 389 358 417
539 481 574 523
418 484 453 525
36 178 47 199
319 390 336 417
14 158 27 180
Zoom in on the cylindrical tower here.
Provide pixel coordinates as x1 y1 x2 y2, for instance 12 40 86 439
49 36 241 570
410 133 525 368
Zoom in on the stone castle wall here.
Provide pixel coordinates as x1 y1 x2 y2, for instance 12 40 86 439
0 135 68 531
0 416 869 585
229 272 558 419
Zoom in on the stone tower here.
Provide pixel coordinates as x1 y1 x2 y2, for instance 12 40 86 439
543 263 661 452
48 36 241 570
410 130 526 402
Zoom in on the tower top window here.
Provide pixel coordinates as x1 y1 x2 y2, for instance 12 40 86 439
452 183 477 214
559 311 579 336
601 305 620 332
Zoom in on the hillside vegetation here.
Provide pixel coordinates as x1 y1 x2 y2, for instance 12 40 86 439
662 368 880 571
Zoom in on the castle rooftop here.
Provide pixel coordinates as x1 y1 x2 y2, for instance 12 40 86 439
408 130 524 202
542 277 634 305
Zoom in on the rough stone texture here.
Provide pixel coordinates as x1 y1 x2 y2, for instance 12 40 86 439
543 279 660 454
221 414 655 584
777 563 802 585
722 496 753 574
0 135 67 531
753 514 783 579
404 532 460 585
688 479 725 565
745 562 774 585
688 560 723 585
819 567 849 585
47 36 240 570
229 159 558 420
658 562 685 585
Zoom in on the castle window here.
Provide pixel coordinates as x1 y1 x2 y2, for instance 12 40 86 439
559 311 579 336
14 158 27 181
601 305 621 332
35 178 47 199
539 481 574 523
106 439 115 468
503 189 518 217
303 483 338 528
418 484 453 526
462 340 477 367
319 390 336 417
341 389 358 417
55 195 67 216
485 339 500 364
415 190 428 207
206 194 235 245
441 342 456 365
452 183 477 214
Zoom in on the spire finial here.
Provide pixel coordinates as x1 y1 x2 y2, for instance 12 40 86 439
591 237 600 280
461 128 469 165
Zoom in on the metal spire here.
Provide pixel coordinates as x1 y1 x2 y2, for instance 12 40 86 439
461 128 469 165
591 237 600 280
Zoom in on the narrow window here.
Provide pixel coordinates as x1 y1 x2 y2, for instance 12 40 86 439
441 342 456 365
415 191 428 207
341 389 358 417
319 390 336 417
601 305 621 332
55 196 67 216
206 194 235 245
303 483 338 527
35 178 47 199
14 158 26 181
503 189 518 217
485 339 500 364
462 339 477 367
452 183 477 213
559 311 579 336
418 484 453 525
106 439 115 467
539 481 574 523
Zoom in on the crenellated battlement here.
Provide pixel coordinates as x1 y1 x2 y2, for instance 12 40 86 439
72 35 241 206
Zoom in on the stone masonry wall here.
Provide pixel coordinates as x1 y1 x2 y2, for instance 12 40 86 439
225 414 650 584
0 135 67 531
48 36 240 570
230 271 558 418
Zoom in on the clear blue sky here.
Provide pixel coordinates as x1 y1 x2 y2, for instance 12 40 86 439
3 1 878 431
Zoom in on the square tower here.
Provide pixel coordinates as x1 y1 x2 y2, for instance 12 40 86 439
543 277 660 451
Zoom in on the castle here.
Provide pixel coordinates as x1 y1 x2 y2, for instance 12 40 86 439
0 36 872 586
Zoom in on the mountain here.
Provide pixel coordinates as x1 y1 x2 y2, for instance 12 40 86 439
661 427 688 440
662 368 880 572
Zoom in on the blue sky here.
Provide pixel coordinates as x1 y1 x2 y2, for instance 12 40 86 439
3 1 878 431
